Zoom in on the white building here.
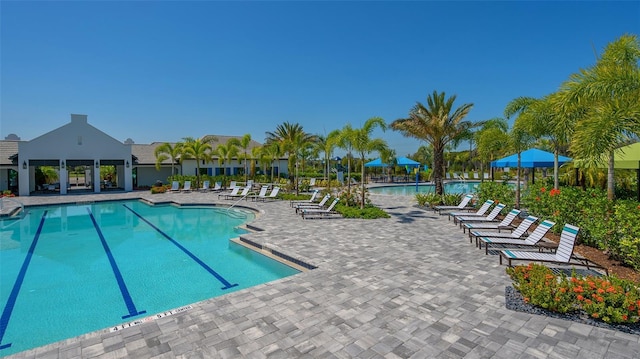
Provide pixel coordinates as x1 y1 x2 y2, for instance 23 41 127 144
0 114 289 196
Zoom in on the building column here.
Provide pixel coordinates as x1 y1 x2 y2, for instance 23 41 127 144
18 158 29 196
60 160 68 195
94 160 101 193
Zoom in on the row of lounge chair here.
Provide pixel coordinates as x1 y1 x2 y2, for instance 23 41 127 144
434 196 608 275
290 190 341 219
445 172 490 180
169 180 223 193
216 184 280 202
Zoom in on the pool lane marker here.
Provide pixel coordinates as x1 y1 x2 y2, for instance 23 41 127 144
0 211 45 350
123 204 238 290
87 208 147 319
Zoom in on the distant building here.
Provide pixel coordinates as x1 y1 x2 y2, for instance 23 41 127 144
0 114 287 196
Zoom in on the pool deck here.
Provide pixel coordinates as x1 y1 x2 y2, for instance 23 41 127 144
3 190 640 358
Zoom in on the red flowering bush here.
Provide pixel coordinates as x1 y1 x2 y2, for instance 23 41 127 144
507 264 640 323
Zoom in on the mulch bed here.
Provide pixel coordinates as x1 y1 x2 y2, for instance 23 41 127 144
505 286 640 334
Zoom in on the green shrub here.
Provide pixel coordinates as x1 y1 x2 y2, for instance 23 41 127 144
477 181 515 209
335 203 390 219
415 193 441 207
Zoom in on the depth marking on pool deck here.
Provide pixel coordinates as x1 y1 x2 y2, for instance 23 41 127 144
87 208 147 319
123 204 238 290
0 211 45 350
109 305 192 332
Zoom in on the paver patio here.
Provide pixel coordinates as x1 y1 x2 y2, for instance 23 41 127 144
2 191 639 358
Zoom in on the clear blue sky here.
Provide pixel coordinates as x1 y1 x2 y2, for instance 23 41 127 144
1 1 638 157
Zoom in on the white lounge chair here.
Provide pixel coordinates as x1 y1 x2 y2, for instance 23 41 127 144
258 186 280 202
301 198 341 219
295 194 331 214
479 220 555 255
290 189 319 207
463 208 521 233
169 181 180 192
228 181 237 190
198 180 210 192
454 203 506 227
224 185 251 200
218 186 240 199
499 224 608 275
447 200 494 221
211 182 222 192
181 181 192 192
433 194 474 214
252 185 269 201
473 172 479 180
470 215 539 245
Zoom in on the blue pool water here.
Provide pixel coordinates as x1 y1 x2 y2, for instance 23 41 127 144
0 200 299 356
368 181 480 195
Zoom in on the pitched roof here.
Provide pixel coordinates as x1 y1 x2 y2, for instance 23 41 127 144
132 136 265 165
0 141 20 166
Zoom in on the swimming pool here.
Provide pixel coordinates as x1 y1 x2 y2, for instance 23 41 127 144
368 181 480 196
0 200 300 356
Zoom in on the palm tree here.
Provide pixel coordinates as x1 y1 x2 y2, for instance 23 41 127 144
313 130 341 191
251 145 263 177
474 118 510 181
215 139 240 186
561 34 640 200
265 122 317 194
351 117 388 209
261 141 282 183
504 99 537 208
238 134 252 183
181 137 212 188
505 95 574 190
391 91 476 195
154 142 183 178
336 124 355 193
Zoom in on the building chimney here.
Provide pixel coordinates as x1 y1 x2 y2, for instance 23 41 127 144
71 114 88 124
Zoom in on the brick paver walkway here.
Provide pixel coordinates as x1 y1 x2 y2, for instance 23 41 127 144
2 190 639 358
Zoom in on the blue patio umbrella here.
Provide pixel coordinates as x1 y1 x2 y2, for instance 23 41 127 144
491 148 572 168
396 156 421 167
491 148 572 184
364 158 389 167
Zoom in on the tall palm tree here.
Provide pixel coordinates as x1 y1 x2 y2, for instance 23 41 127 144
181 137 212 188
265 122 317 194
561 34 640 200
154 142 183 178
238 134 252 183
215 139 240 186
313 129 341 191
261 141 282 183
391 91 476 195
251 145 263 177
509 124 535 208
505 95 573 190
474 118 510 181
336 124 355 192
351 117 388 209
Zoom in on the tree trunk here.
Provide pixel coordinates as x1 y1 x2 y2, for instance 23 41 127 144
607 151 615 201
433 145 444 195
553 150 559 190
360 161 365 209
516 153 521 209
